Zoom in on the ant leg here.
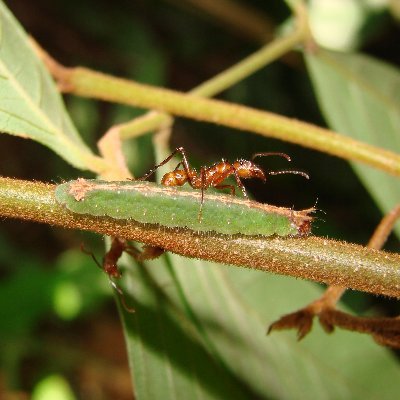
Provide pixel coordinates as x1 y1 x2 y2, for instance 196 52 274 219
103 237 126 278
198 167 206 222
269 170 310 180
80 243 103 271
81 242 134 312
109 279 135 313
252 152 291 162
175 147 192 176
233 169 248 198
175 147 200 190
173 162 184 171
125 244 165 261
139 147 189 181
81 241 121 278
215 184 236 195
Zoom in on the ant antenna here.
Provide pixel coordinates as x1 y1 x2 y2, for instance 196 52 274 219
268 170 310 179
252 153 309 180
252 152 291 162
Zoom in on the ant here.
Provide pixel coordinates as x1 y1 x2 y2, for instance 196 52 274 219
82 237 164 313
140 146 309 219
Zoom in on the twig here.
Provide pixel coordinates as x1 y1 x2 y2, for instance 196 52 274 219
2 177 400 299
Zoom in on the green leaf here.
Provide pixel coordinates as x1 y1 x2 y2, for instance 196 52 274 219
119 255 400 399
0 1 99 169
305 49 400 235
228 269 400 399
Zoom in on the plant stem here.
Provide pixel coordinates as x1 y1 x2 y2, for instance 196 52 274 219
117 21 306 140
189 26 305 97
48 65 400 177
2 176 400 298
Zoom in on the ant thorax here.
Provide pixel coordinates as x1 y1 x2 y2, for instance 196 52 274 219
204 161 233 185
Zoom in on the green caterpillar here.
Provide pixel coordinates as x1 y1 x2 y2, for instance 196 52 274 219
55 179 313 237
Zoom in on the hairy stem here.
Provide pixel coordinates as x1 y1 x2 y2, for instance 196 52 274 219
1 176 400 298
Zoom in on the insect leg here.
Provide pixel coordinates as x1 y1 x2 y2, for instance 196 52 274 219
173 162 184 171
233 169 248 198
215 184 236 195
82 238 137 312
198 166 206 222
125 244 165 261
175 147 200 189
109 279 135 313
80 243 102 270
139 147 188 181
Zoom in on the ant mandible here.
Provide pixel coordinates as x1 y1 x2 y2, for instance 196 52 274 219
140 146 309 219
82 237 164 313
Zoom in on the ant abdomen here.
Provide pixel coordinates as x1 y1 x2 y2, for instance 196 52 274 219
162 170 188 186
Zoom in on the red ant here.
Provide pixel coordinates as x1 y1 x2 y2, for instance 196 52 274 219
82 237 164 313
140 146 309 219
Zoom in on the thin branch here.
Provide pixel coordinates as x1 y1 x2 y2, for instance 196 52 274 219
106 16 307 141
38 61 400 178
1 176 400 298
316 205 400 308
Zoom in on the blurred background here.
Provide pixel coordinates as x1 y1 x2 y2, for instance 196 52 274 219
0 0 399 398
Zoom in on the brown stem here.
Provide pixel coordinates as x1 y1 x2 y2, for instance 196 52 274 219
322 204 400 307
2 177 400 298
269 204 400 345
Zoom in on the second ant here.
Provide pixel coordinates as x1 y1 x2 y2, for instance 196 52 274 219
82 238 164 313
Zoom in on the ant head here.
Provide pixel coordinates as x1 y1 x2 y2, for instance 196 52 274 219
233 159 266 182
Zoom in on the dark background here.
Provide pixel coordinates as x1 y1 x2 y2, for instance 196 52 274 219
1 1 399 398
